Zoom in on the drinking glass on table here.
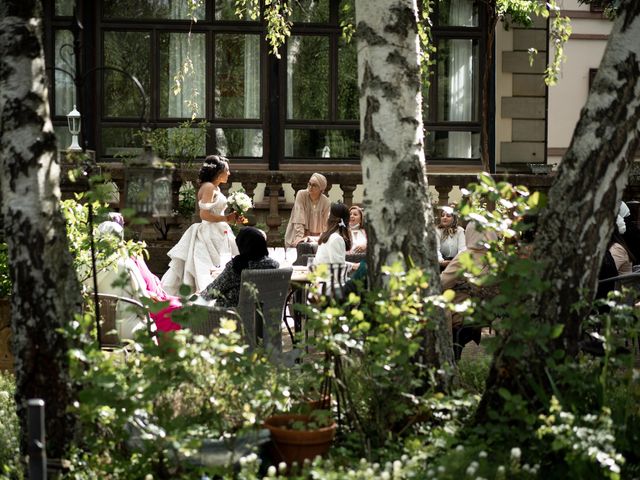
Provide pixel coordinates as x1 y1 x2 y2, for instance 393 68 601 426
306 256 316 272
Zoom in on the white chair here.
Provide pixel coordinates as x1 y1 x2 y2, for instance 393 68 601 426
236 268 293 357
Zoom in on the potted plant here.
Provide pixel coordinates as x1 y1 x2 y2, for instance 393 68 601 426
264 409 336 466
0 242 13 371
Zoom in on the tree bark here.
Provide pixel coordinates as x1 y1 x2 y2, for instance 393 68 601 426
0 0 82 458
356 0 454 378
476 0 640 421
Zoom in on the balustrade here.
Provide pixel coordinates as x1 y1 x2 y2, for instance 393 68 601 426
60 162 640 246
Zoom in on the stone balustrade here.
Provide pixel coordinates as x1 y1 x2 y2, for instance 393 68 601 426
60 163 640 246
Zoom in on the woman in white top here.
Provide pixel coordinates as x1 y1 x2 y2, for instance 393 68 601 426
436 206 466 269
161 155 240 295
314 203 352 266
348 205 367 253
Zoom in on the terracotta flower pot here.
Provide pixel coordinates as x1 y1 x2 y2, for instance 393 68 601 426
264 413 336 466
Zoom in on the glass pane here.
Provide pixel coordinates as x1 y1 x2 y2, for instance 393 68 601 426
159 33 206 119
54 30 76 116
338 37 358 120
287 36 329 120
167 125 207 162
438 0 478 27
214 128 263 157
215 34 261 119
215 0 260 20
103 31 150 119
54 125 72 151
436 39 479 122
101 127 144 157
425 130 480 159
292 0 329 23
284 129 359 158
340 0 355 25
55 0 74 16
103 0 204 20
135 125 208 164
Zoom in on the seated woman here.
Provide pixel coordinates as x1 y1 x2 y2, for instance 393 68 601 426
161 155 240 295
609 228 634 276
440 221 498 361
436 205 466 270
314 203 352 266
201 227 279 307
284 173 331 247
95 215 183 335
87 221 151 341
348 205 367 254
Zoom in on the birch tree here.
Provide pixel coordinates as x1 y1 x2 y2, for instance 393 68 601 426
355 0 454 373
0 0 82 457
477 0 640 420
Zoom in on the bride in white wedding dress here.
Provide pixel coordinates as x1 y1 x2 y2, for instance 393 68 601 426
161 155 239 295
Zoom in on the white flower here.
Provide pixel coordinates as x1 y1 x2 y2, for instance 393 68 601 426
227 190 253 216
510 447 521 460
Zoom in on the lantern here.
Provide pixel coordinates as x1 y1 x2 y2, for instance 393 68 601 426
124 144 174 217
66 105 82 152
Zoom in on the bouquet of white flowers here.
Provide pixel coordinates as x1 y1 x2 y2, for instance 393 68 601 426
227 189 253 222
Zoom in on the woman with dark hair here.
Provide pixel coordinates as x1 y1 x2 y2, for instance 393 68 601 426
161 155 240 295
314 203 352 266
202 227 279 307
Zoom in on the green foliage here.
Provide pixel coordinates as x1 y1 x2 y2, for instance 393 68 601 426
135 120 209 167
264 0 293 58
60 198 145 284
537 397 624 479
496 0 572 86
65 312 288 479
0 373 22 479
0 244 11 298
178 183 196 218
298 263 454 457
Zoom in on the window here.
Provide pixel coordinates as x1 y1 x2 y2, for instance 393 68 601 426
282 0 359 162
43 0 488 166
424 0 485 164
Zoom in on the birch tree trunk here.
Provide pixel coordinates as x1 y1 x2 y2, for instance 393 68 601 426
477 0 640 420
356 0 454 375
0 0 82 458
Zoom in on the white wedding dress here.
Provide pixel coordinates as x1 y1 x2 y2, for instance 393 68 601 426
161 188 239 295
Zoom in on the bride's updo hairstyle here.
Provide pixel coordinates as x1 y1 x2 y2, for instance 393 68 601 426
199 154 229 184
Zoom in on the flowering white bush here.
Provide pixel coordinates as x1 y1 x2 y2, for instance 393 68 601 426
227 189 253 218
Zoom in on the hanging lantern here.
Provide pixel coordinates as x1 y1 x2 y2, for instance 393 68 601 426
66 105 82 152
124 144 174 217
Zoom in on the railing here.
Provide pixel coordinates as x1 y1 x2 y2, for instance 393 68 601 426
61 163 640 246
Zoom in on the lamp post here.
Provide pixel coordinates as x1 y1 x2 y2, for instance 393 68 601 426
66 105 82 152
124 144 174 218
65 111 103 346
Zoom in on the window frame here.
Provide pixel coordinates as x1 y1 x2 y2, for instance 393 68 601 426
423 0 487 166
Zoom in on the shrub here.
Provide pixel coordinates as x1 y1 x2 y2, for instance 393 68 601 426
0 372 22 479
66 310 289 479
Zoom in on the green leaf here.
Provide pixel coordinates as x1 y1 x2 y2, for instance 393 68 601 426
550 324 564 339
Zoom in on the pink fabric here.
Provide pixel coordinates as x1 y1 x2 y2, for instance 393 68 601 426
132 256 182 332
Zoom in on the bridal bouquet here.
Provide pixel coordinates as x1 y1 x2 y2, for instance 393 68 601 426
227 189 253 222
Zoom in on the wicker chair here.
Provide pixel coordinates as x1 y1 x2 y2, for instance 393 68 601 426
236 268 293 356
94 293 153 349
184 306 241 336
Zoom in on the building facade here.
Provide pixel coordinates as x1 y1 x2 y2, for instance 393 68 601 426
43 0 615 177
